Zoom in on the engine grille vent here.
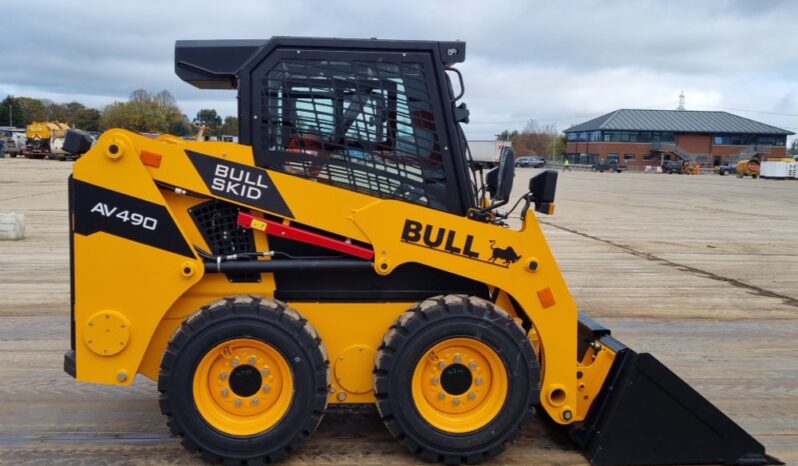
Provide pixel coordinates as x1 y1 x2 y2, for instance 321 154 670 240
189 200 259 282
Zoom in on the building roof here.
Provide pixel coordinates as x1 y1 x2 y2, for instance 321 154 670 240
564 109 794 135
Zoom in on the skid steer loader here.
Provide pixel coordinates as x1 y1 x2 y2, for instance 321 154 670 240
62 37 781 466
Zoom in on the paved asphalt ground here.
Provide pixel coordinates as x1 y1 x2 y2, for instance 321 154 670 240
0 158 796 465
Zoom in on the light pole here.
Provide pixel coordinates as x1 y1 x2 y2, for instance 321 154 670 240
551 125 557 162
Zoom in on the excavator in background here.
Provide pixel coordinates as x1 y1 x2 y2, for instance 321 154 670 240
62 37 781 466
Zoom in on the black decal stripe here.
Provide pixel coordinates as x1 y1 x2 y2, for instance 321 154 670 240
186 150 294 218
399 239 511 268
73 179 195 258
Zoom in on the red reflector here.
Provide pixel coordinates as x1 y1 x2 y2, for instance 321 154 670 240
537 287 556 308
140 150 162 167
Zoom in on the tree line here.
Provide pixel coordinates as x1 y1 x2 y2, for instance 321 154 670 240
0 90 238 138
496 119 566 159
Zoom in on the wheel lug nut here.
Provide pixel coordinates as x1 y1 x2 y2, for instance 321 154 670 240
454 354 461 363
468 392 476 400
431 376 439 385
248 357 256 365
438 361 446 369
438 392 445 400
251 397 259 406
475 377 483 385
231 358 239 367
234 399 242 407
221 389 229 397
219 371 228 380
261 367 270 376
469 362 477 370
453 398 461 406
263 384 271 393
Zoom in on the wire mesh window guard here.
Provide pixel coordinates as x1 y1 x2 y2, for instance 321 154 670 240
259 58 449 210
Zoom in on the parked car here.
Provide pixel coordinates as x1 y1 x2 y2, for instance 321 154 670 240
7 140 23 157
662 160 689 174
716 163 736 176
515 155 546 168
591 159 627 173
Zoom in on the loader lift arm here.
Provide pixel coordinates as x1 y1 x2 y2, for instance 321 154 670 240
63 37 780 466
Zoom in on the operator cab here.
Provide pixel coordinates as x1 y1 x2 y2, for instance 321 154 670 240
175 37 557 220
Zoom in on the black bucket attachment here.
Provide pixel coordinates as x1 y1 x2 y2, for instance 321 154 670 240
571 315 782 466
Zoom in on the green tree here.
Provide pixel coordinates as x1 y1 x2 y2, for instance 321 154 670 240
0 96 25 127
495 129 518 141
509 119 562 157
556 133 567 159
219 116 239 136
194 109 223 134
16 97 47 124
44 101 69 122
62 102 86 124
74 108 101 131
155 91 183 132
169 114 193 137
789 139 798 156
100 89 186 134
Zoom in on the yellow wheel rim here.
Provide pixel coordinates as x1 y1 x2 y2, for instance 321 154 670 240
411 337 508 433
192 338 293 436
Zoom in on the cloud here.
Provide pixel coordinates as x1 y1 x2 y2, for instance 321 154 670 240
1 0 796 139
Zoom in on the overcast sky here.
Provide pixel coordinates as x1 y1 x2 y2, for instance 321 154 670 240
2 0 797 140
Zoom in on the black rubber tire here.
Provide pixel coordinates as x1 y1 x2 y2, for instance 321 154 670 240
158 295 329 465
374 295 540 465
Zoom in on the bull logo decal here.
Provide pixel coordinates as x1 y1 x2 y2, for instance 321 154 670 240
488 240 522 265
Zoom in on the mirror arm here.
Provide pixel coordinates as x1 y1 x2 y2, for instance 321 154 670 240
476 197 509 214
519 193 534 221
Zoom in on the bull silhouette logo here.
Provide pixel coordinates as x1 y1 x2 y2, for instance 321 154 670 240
488 240 522 266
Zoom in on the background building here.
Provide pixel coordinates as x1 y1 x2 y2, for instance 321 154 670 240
564 109 794 168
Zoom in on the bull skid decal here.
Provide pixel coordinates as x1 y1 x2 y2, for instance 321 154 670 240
400 219 520 268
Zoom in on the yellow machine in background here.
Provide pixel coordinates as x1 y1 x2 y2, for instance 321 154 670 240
24 121 69 158
61 37 779 466
736 158 761 178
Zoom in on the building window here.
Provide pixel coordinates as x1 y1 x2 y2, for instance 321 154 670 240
642 153 654 160
624 153 636 160
566 131 603 143
581 153 598 164
601 131 674 143
606 153 619 161
713 134 786 146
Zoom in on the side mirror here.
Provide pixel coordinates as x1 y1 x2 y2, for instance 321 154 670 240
529 170 558 214
486 147 515 202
